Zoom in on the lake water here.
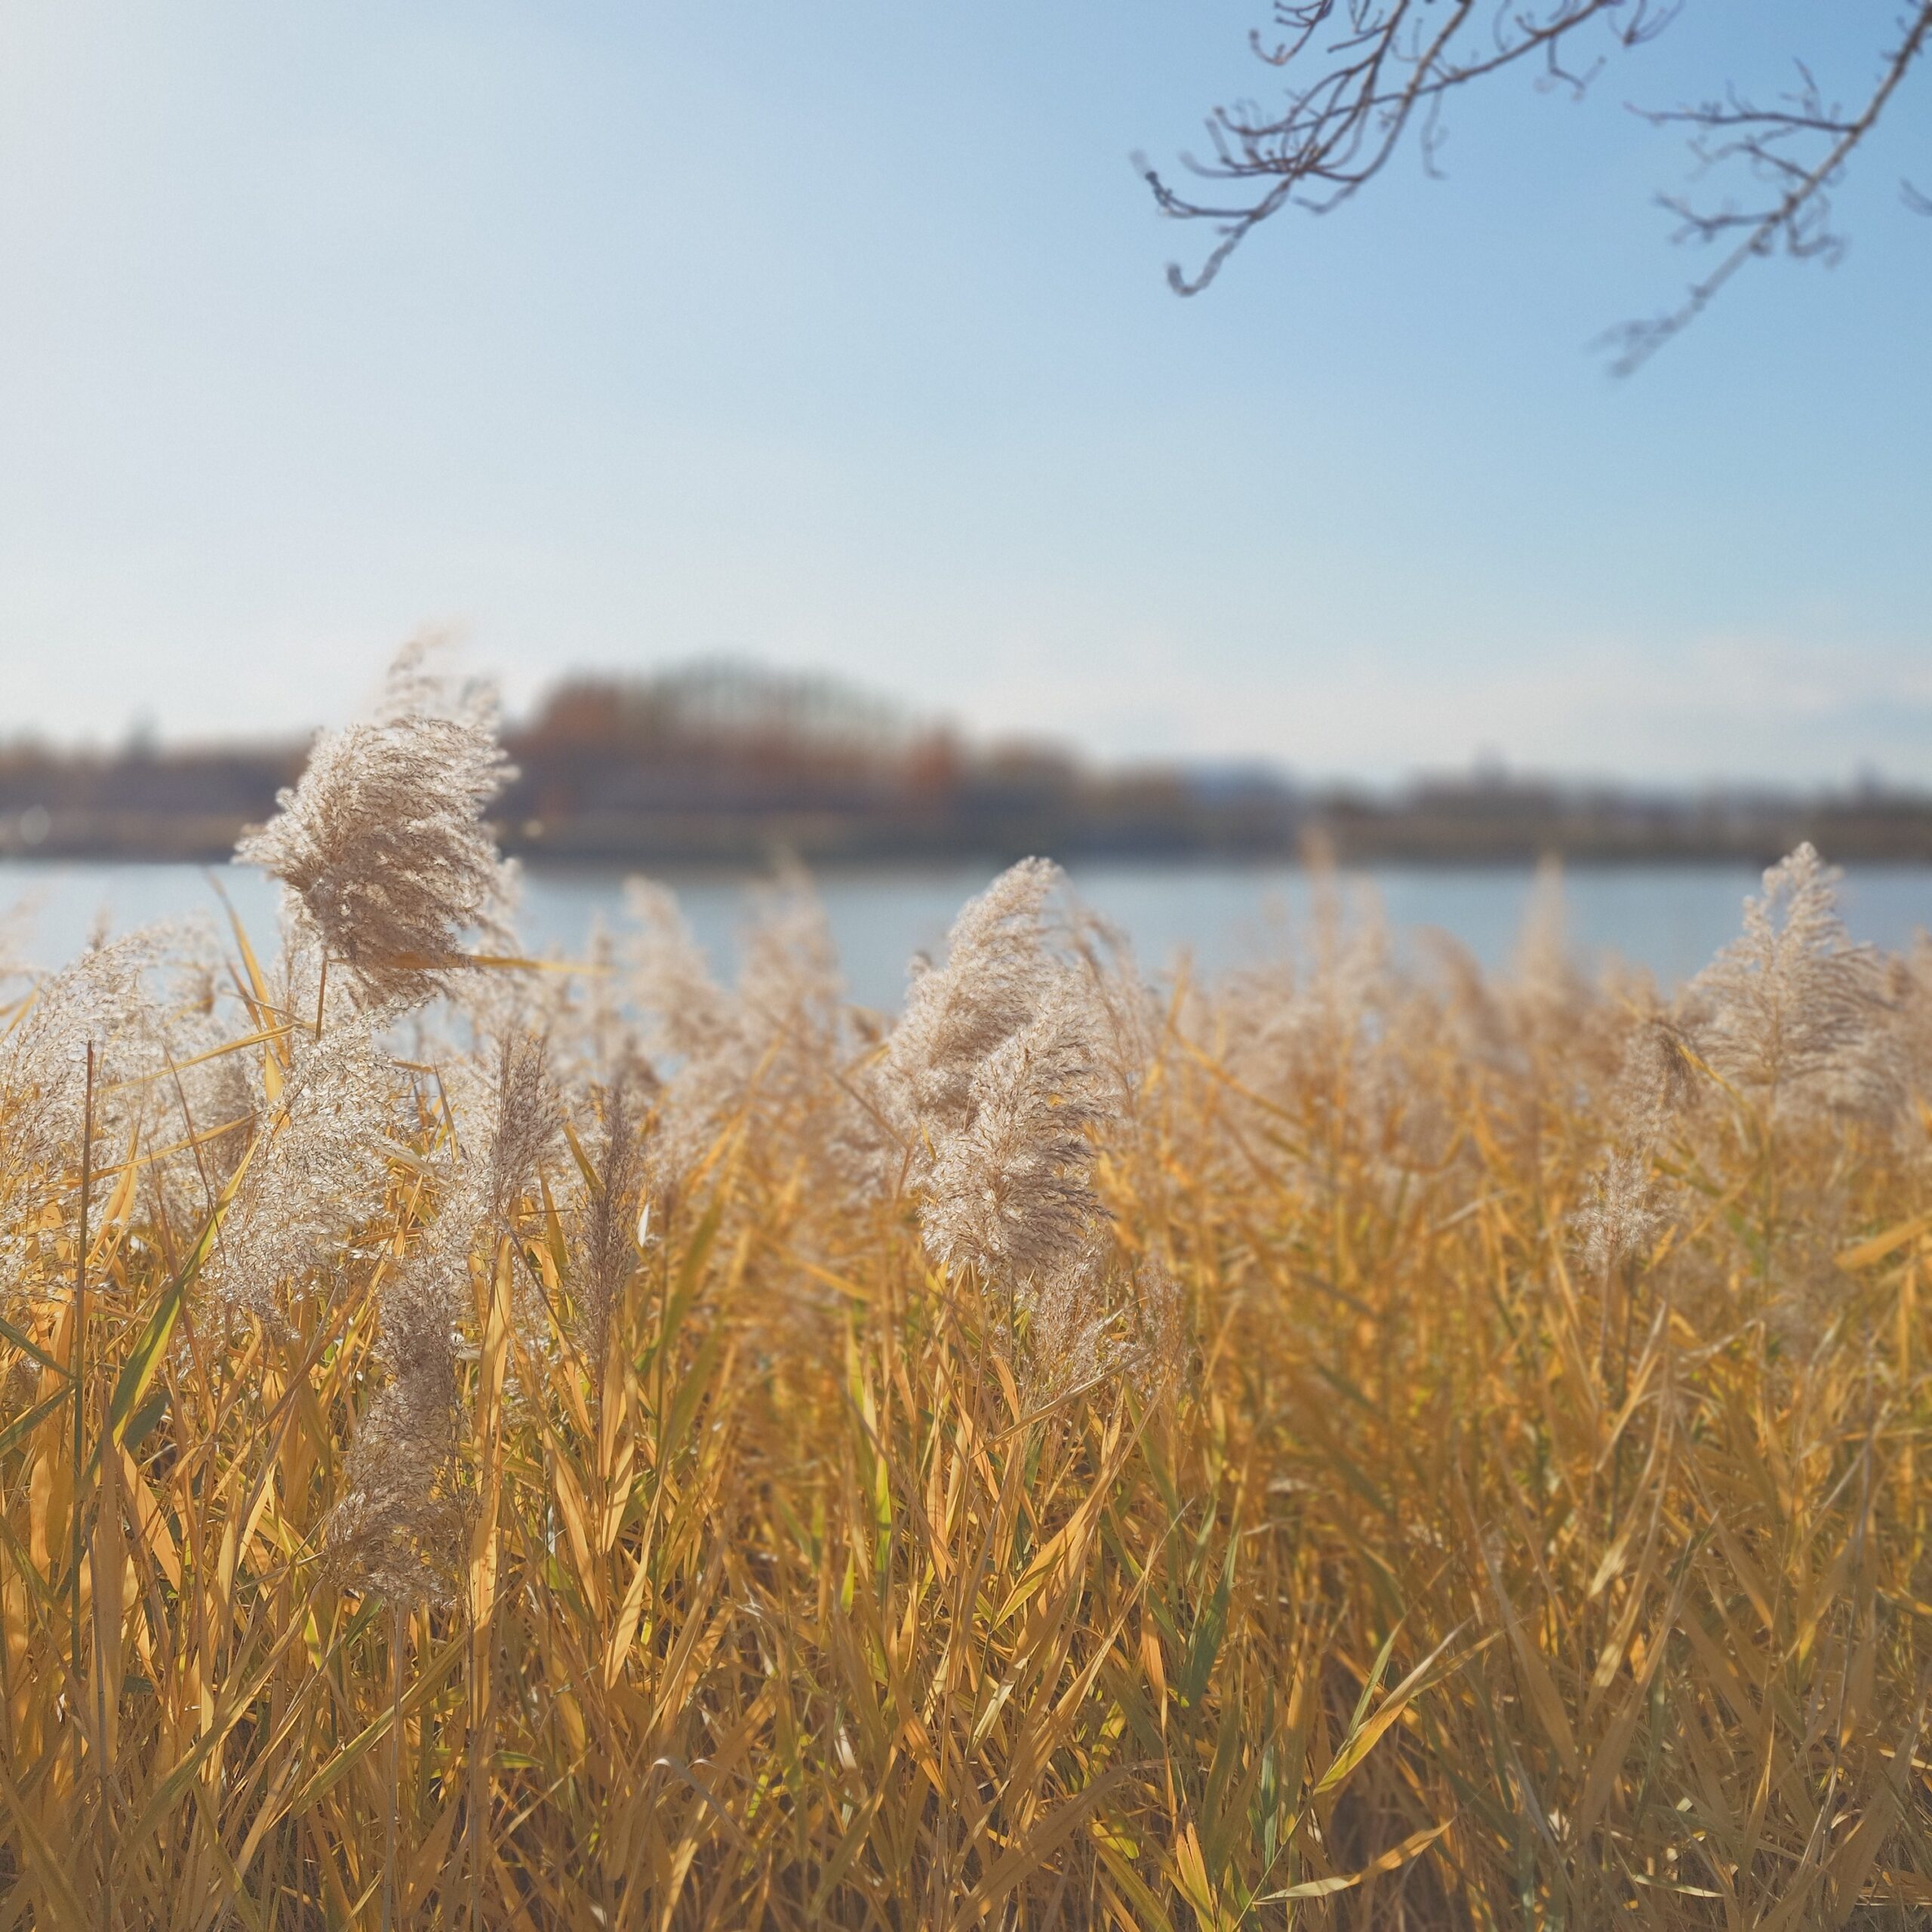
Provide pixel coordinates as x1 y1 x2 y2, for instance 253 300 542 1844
4 859 1929 1012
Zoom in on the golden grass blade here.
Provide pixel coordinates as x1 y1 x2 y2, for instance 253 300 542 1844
1260 1815 1454 1902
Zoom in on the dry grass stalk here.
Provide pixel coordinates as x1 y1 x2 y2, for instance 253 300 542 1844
3 694 1930 1927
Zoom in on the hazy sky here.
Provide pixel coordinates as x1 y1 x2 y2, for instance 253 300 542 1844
2 1 1927 783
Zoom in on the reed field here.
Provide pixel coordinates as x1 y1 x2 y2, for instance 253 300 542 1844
3 648 1930 1929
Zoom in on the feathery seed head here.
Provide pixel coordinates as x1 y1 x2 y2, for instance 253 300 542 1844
485 1031 559 1225
885 857 1063 1146
236 638 515 1011
206 1012 393 1321
0 926 190 1245
918 983 1113 1285
623 869 849 1190
1688 843 1895 1118
330 1377 469 1606
872 860 1161 1389
578 1072 645 1373
1575 1148 1665 1275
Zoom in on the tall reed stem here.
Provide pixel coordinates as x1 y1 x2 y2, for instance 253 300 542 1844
69 1044 92 1677
383 1602 404 1932
92 1444 115 1932
68 1043 109 1928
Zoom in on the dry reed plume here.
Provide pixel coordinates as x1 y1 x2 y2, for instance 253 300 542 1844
3 655 1931 1929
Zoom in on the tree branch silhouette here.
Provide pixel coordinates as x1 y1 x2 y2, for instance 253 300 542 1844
1144 0 1932 371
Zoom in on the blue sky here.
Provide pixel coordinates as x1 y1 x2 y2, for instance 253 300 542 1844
1 0 1927 783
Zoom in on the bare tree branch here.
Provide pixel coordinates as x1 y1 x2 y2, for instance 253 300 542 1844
1142 2 1674 295
1148 0 1932 371
1605 5 1932 372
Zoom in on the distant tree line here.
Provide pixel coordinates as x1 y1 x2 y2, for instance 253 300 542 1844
3 661 1930 866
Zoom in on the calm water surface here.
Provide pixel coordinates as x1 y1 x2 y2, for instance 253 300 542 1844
4 860 1929 1012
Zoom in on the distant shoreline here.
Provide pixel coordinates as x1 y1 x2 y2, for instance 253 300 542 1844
5 842 1932 876
8 661 1932 872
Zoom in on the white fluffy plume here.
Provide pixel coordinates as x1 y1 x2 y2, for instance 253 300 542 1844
236 638 515 1011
